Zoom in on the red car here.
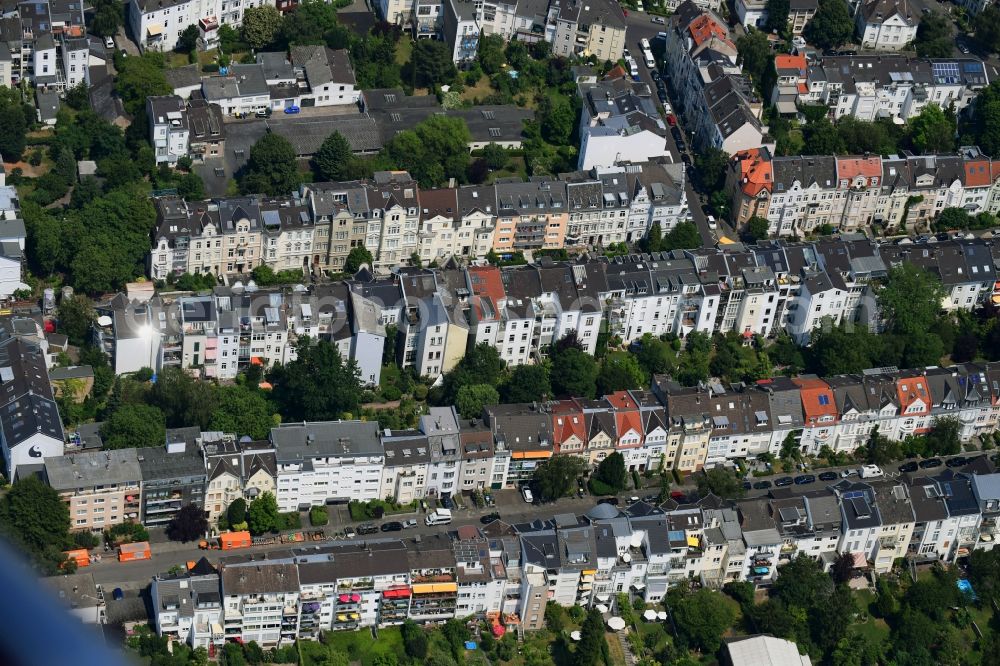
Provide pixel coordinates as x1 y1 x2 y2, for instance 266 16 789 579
623 8 628 15
666 114 677 126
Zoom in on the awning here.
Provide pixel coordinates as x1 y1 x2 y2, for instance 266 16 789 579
382 587 411 599
147 24 163 36
250 356 264 366
582 569 597 576
686 536 700 548
632 582 646 590
411 582 457 594
350 593 360 602
512 451 553 460
852 552 867 568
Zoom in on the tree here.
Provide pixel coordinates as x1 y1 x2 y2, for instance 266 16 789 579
0 476 71 574
596 353 645 394
177 172 206 201
176 25 200 54
314 131 354 181
240 133 300 196
0 95 27 161
633 334 675 378
550 347 599 398
673 588 738 654
745 216 770 242
248 491 279 535
765 0 790 33
962 81 1000 157
863 426 902 465
402 620 429 659
502 364 551 403
935 207 972 231
149 366 218 429
166 503 209 542
736 30 774 97
914 11 953 58
436 342 506 405
908 104 956 154
539 95 576 146
477 34 506 76
830 551 855 585
383 115 471 188
771 553 833 609
91 0 123 38
532 454 587 501
594 451 627 492
974 6 1000 54
456 383 500 419
577 608 610 666
209 385 277 440
343 246 373 274
482 143 508 171
925 416 961 456
804 0 854 50
280 0 339 45
802 117 846 155
101 404 166 449
268 337 362 421
242 5 282 49
228 498 248 527
697 467 746 500
410 39 457 88
693 147 729 192
57 295 95 345
661 222 702 251
115 52 172 117
876 263 945 365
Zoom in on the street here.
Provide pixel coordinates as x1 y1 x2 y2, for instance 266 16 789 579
84 491 621 587
621 9 737 247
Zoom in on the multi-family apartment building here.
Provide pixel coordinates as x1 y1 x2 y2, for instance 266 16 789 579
854 0 917 51
129 0 279 53
44 449 142 532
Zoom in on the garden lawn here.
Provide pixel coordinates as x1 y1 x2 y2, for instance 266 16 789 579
323 626 404 666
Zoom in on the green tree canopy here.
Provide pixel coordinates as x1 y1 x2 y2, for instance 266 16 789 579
914 11 953 57
577 608 610 666
383 115 471 188
209 385 278 440
596 352 646 394
594 451 627 492
456 383 500 419
248 491 279 535
907 104 956 154
91 0 123 38
539 95 576 146
409 39 457 89
532 454 587 501
149 366 219 429
550 346 598 398
280 0 339 45
804 0 854 50
746 216 770 241
697 467 746 500
736 29 774 98
673 588 739 654
435 342 506 405
242 5 283 49
662 222 702 251
974 6 1000 54
0 476 71 574
765 0 790 33
268 337 362 421
501 364 551 403
477 34 506 75
344 246 373 274
166 503 209 542
240 133 301 196
228 498 248 526
57 295 95 346
115 53 171 117
101 403 167 449
176 25 200 54
314 130 354 181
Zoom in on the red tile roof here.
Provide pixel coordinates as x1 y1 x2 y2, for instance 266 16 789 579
837 156 882 182
688 15 728 47
964 160 992 188
734 148 772 198
775 53 807 75
792 377 837 425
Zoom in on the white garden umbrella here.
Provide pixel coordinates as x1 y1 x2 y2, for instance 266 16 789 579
595 603 609 614
606 617 627 631
643 609 657 621
570 631 582 641
656 611 668 621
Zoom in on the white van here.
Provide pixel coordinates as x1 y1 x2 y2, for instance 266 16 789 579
707 215 717 229
425 508 453 526
640 38 651 51
860 464 884 479
521 486 534 503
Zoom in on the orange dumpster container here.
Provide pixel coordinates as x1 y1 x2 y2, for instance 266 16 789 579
63 549 91 568
220 531 252 550
118 541 151 562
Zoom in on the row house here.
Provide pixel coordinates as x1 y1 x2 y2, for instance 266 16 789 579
576 72 670 170
153 468 1000 652
854 0 917 52
729 147 1000 237
798 55 989 123
203 433 276 524
44 449 142 532
129 0 278 53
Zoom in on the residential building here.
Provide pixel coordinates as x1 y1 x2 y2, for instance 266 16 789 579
45 449 142 532
151 563 224 649
138 429 207 528
855 0 917 51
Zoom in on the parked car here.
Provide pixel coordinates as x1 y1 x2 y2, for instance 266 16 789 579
681 153 692 165
743 481 752 490
774 477 794 487
671 127 683 143
402 518 418 529
818 471 838 481
657 90 669 104
650 70 660 81
381 521 404 532
898 461 918 473
342 526 357 538
440 494 454 509
753 480 772 490
946 456 968 468
112 588 124 601
794 474 816 485
284 105 301 114
357 523 378 535
521 486 534 503
840 468 857 478
666 113 676 126
104 36 115 50
481 512 502 524
860 464 884 479
643 494 659 503
919 458 942 469
651 15 665 24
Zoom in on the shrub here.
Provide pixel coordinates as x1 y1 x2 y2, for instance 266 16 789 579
310 506 328 527
278 511 301 530
73 531 100 549
588 478 615 496
381 385 402 401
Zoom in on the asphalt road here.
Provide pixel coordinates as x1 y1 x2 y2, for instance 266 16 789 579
739 452 990 499
83 491 634 587
623 9 736 247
